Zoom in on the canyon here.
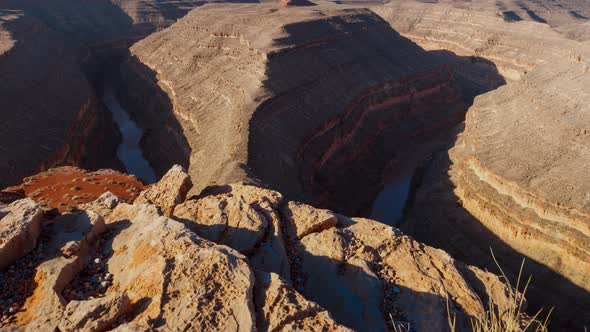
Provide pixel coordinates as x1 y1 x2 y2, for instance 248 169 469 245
1 0 590 330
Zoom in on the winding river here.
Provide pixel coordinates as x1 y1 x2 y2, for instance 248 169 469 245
370 174 412 226
102 88 157 184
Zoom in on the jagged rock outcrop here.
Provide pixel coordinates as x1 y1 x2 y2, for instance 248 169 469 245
135 165 192 216
0 165 531 331
119 3 503 216
375 1 590 329
0 199 43 269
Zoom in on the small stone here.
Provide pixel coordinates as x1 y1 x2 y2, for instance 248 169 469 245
94 258 101 264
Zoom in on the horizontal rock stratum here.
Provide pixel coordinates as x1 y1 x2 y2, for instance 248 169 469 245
117 3 501 217
0 165 532 331
375 1 590 329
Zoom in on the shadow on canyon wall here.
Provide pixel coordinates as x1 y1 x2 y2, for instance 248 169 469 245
246 11 589 330
115 55 192 179
0 8 126 187
247 11 505 217
402 150 590 331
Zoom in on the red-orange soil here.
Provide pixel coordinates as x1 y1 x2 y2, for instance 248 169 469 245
2 167 146 213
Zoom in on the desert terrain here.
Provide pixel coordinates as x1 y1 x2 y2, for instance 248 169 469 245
1 0 589 331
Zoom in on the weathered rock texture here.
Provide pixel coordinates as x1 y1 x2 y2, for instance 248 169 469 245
135 164 192 216
119 3 504 216
375 1 590 329
0 166 531 331
0 199 42 269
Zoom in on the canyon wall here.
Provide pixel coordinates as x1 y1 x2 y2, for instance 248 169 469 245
120 3 503 215
0 0 207 188
375 1 590 329
0 8 123 188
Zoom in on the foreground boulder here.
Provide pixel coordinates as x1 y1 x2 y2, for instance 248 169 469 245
0 166 533 331
135 165 192 216
0 199 42 270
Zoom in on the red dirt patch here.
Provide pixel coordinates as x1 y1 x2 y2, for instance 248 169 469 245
3 167 146 213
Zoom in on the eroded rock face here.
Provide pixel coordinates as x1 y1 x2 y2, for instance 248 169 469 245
119 3 502 218
0 166 531 331
0 199 42 270
106 203 255 330
253 271 351 331
135 164 192 216
375 2 590 328
282 201 337 239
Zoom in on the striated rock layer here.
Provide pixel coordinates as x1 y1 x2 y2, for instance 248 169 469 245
119 3 503 216
0 166 531 331
375 1 590 329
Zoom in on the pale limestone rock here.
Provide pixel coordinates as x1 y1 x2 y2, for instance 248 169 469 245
15 211 106 331
0 199 42 269
296 211 520 331
282 201 338 239
254 271 352 332
135 165 192 216
173 183 272 254
59 293 131 331
107 203 256 331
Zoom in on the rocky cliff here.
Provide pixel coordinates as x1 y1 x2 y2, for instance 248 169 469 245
0 0 208 188
0 165 532 331
118 3 503 216
0 9 122 188
375 1 590 329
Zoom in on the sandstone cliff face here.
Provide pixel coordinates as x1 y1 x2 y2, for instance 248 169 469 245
0 166 529 331
375 1 590 329
120 3 503 216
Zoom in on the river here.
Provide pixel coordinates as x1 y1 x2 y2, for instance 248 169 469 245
102 88 157 184
370 174 412 226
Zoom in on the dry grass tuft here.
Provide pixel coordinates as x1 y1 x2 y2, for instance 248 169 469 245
448 249 552 332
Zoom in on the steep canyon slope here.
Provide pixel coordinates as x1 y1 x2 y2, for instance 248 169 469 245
375 1 590 329
0 0 207 188
119 3 504 216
